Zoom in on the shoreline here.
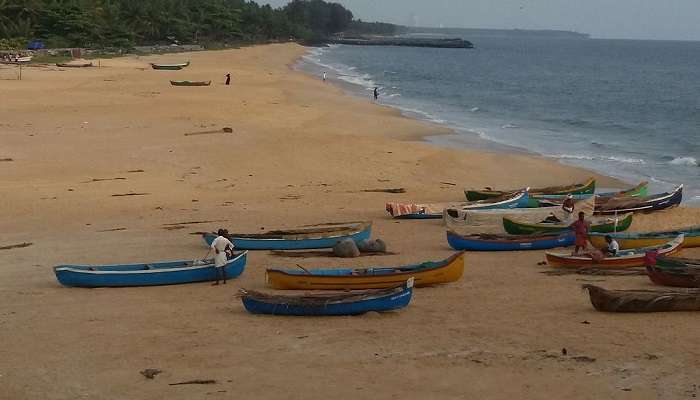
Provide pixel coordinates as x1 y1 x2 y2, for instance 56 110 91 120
293 44 698 199
2 43 699 400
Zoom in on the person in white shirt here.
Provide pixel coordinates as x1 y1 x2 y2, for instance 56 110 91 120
206 229 235 285
603 235 620 256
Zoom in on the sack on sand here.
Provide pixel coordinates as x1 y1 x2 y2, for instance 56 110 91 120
357 239 387 253
334 239 360 258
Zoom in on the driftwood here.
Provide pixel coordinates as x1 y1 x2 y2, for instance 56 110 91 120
126 169 145 173
96 227 127 233
84 177 126 183
543 268 646 276
184 127 233 136
583 285 700 313
0 242 33 250
111 192 150 197
361 188 406 194
270 250 397 258
162 220 223 226
169 379 217 386
0 158 12 162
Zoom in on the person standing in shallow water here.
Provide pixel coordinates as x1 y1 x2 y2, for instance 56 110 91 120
373 87 379 101
225 73 231 85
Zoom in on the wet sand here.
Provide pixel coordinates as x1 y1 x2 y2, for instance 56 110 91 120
1 43 699 399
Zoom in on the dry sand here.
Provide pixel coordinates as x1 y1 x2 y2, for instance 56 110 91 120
1 43 699 399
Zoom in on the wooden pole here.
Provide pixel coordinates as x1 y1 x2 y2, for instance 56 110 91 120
18 63 22 81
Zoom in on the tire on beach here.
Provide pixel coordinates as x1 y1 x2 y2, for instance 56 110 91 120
333 239 360 258
357 238 387 253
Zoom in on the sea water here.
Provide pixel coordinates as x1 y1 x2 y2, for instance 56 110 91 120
297 35 700 204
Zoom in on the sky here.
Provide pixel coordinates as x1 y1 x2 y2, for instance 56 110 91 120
259 0 700 41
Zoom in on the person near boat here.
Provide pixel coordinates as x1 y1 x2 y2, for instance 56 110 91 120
562 194 575 220
570 211 591 255
206 229 235 285
603 235 620 256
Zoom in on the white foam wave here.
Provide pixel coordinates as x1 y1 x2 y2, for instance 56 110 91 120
336 73 376 89
669 156 698 166
547 154 646 164
470 107 480 112
501 124 518 129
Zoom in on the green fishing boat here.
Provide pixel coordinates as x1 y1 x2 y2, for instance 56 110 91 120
502 213 633 235
465 178 595 201
170 80 211 86
151 61 190 70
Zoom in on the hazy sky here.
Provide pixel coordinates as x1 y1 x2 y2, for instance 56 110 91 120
259 0 700 41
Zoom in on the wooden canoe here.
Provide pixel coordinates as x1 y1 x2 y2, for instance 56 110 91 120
465 178 595 201
170 80 211 86
240 279 413 316
387 189 529 219
595 185 683 215
56 62 93 68
447 231 574 251
266 252 463 290
646 256 700 288
202 221 372 250
546 234 684 268
534 181 649 201
502 213 633 235
151 61 190 70
589 225 700 249
583 284 700 312
54 251 248 287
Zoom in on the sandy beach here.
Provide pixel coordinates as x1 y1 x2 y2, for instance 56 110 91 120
1 43 699 399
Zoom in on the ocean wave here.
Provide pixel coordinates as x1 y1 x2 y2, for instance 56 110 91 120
668 156 698 166
501 124 518 129
469 107 480 112
547 154 646 164
336 73 376 89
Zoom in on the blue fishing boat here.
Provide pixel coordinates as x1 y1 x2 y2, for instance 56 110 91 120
54 252 248 287
386 189 529 219
446 231 575 251
202 221 371 250
240 279 414 316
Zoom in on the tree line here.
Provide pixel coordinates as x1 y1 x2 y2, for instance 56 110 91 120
0 0 396 49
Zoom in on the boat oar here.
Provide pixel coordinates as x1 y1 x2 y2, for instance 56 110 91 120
295 264 311 275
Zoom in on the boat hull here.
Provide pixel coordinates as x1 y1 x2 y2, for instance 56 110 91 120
465 178 595 201
502 213 633 235
54 252 248 287
241 285 413 316
595 185 683 215
646 266 700 288
266 252 464 290
546 235 684 268
203 223 372 250
447 231 574 251
589 227 700 249
584 284 700 313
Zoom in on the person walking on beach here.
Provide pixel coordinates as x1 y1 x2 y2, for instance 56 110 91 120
570 212 591 255
373 87 379 101
206 229 235 285
225 73 231 85
322 71 327 82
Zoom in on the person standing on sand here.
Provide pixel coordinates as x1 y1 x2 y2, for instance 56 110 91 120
323 71 327 82
225 73 231 85
206 229 235 285
373 87 379 101
570 212 591 256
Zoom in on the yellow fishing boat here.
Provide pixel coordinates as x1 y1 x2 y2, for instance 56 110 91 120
266 252 465 290
589 226 700 249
